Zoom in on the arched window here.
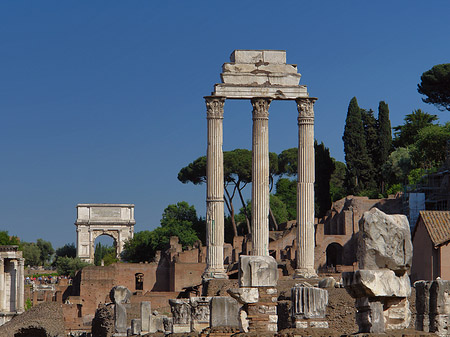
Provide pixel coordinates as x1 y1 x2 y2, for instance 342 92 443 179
135 273 144 290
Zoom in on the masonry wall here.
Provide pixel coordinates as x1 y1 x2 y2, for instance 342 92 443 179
440 243 450 280
411 220 435 282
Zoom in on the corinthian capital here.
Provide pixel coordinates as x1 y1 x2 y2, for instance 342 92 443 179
205 96 225 119
251 98 272 119
296 97 317 119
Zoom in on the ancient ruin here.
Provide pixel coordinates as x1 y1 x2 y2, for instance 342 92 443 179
75 204 135 263
343 208 413 333
0 246 24 326
204 50 317 279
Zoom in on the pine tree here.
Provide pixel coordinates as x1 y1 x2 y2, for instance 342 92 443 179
377 101 392 191
342 97 374 195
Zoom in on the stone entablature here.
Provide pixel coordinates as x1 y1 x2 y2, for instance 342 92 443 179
75 204 135 263
0 245 24 326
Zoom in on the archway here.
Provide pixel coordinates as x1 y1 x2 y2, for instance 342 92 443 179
93 234 117 266
326 242 343 267
75 204 135 264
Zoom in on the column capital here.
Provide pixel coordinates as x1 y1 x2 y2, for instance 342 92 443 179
296 97 317 120
205 96 225 119
251 97 271 120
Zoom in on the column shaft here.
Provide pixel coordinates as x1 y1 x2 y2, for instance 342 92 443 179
204 96 227 279
0 258 4 311
295 98 317 278
17 258 24 312
251 98 271 256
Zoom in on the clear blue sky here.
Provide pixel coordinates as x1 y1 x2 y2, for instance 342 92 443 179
1 1 449 249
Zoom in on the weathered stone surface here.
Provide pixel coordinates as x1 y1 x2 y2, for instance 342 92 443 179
358 208 412 273
430 314 450 336
131 319 141 335
210 297 240 328
162 317 172 334
140 301 151 332
149 314 165 333
110 286 131 336
230 50 286 64
291 285 328 320
318 277 336 288
415 280 432 315
169 299 190 325
343 269 411 298
430 279 450 314
227 288 259 304
355 297 385 333
239 255 278 287
384 297 411 330
190 297 211 332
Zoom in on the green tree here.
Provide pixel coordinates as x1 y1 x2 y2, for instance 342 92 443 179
22 242 41 266
275 178 297 220
410 123 450 169
0 231 20 245
377 101 393 191
343 97 374 194
418 63 450 111
315 141 335 217
330 160 346 202
393 109 438 148
178 149 278 237
55 243 76 258
55 257 90 277
36 239 54 266
122 202 201 262
381 147 413 187
94 242 116 266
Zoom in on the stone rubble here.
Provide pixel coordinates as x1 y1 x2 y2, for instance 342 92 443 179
343 207 412 333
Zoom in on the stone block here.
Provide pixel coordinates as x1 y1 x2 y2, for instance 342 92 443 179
295 320 308 329
268 323 278 331
358 208 412 273
190 297 211 331
110 286 131 304
269 314 278 323
131 319 141 335
172 323 190 333
430 314 450 335
263 50 286 64
355 297 385 333
291 285 328 319
210 296 240 328
416 314 430 332
169 299 190 325
430 279 450 314
343 269 411 298
163 317 172 333
140 301 151 332
227 288 259 304
239 255 278 287
318 277 336 288
231 50 263 64
221 72 300 86
384 297 411 330
309 321 329 328
415 280 432 315
149 315 165 333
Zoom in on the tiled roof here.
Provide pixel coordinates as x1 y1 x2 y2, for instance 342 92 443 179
418 210 450 247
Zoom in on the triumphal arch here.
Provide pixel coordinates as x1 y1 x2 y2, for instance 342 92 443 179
75 204 135 263
204 50 317 279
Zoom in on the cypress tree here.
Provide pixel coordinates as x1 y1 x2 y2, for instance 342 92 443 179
361 108 378 185
342 97 373 195
314 141 335 217
377 101 392 191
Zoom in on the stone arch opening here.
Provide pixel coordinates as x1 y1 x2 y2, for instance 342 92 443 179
15 327 47 337
326 242 343 267
93 233 117 265
135 273 144 290
75 204 135 264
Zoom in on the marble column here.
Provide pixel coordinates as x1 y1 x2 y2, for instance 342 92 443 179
250 98 272 256
11 259 17 311
203 96 227 279
0 258 4 311
17 258 24 312
294 97 318 278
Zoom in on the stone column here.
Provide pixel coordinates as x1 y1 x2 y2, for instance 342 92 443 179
294 97 318 278
17 258 24 312
11 259 17 311
250 98 271 256
0 258 4 311
203 96 227 279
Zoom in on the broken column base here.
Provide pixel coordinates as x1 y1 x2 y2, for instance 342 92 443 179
355 296 411 333
291 284 329 329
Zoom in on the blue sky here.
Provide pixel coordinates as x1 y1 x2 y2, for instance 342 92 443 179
1 1 450 249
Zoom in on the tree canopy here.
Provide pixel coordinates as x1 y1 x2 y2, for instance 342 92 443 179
0 231 19 245
393 109 438 148
418 63 450 111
